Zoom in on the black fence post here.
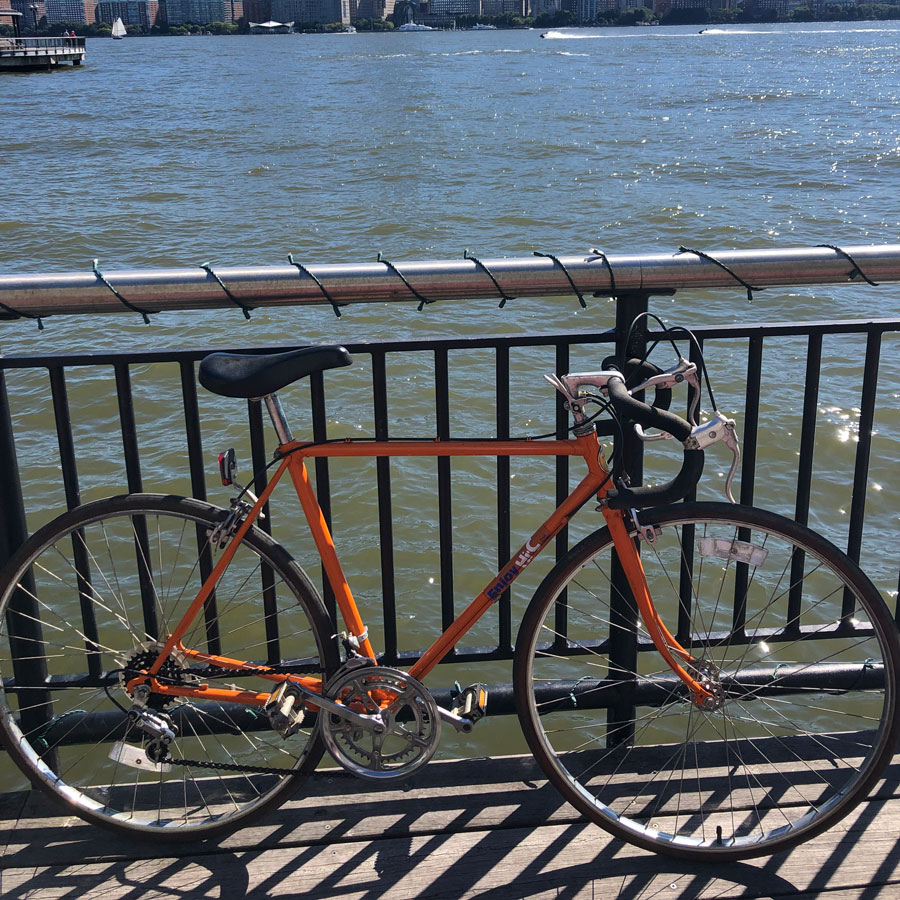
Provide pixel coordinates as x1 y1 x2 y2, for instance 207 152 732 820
606 291 652 747
0 368 57 769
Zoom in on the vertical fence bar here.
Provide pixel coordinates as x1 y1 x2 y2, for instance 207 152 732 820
738 335 763 508
114 363 144 494
372 350 398 664
676 335 705 645
0 367 57 767
48 366 81 512
48 366 112 665
844 329 881 620
552 342 570 653
247 398 280 663
180 360 221 655
733 334 763 639
308 372 337 628
179 360 207 502
794 333 822 527
434 348 455 638
606 293 651 746
495 344 512 655
786 332 823 637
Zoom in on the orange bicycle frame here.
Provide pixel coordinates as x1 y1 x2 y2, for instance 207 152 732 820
142 429 710 707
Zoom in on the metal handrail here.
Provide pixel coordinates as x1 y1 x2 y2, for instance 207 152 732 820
0 243 897 319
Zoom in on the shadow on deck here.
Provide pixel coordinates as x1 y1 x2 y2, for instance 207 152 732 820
3 754 900 899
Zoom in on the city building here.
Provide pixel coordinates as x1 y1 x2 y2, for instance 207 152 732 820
10 0 46 26
429 0 476 16
271 0 348 23
480 0 524 12
44 0 83 21
165 0 225 22
242 0 270 17
527 0 558 15
95 0 151 24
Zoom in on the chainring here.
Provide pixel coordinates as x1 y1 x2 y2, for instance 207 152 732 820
320 664 441 781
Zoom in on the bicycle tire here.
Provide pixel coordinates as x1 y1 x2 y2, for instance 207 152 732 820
514 501 900 860
0 493 340 840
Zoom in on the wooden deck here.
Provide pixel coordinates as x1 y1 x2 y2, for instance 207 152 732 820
3 753 900 900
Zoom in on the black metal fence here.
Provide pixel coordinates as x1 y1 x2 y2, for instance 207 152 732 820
2 314 899 726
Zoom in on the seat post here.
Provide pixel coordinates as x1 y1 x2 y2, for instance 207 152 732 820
263 393 293 445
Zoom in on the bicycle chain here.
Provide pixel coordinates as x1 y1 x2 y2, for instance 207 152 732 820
151 664 320 775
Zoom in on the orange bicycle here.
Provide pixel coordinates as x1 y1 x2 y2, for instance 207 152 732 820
1 324 898 860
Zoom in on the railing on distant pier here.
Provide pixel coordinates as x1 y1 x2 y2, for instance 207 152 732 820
0 36 86 58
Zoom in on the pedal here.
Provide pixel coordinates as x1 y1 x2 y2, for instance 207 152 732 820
450 683 488 724
265 680 306 738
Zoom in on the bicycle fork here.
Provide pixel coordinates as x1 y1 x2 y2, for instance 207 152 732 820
602 505 715 709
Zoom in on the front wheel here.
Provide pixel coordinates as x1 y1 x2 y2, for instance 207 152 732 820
0 494 339 840
514 501 900 860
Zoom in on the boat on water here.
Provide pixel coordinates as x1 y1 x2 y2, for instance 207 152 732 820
398 22 433 31
111 16 126 38
472 23 497 29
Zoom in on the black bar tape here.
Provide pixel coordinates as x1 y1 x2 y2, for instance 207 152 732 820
606 376 691 442
605 449 705 510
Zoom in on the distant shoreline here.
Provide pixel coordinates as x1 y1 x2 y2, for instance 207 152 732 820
10 14 900 39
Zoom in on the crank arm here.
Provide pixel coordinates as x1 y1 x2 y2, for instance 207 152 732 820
437 706 475 734
287 680 387 733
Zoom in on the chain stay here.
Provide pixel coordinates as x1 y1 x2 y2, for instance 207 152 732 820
150 663 319 774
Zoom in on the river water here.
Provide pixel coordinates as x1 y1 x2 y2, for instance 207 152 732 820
2 24 900 778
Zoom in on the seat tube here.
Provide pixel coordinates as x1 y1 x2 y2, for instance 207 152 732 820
264 393 293 445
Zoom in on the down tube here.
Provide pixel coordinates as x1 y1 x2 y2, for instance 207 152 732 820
408 464 610 682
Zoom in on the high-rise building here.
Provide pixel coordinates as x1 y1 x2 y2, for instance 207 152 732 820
95 0 151 24
44 0 84 21
242 0 269 18
272 0 347 23
165 0 225 21
428 0 476 15
11 0 46 26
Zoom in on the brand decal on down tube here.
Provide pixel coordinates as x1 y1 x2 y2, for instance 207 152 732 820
486 533 547 601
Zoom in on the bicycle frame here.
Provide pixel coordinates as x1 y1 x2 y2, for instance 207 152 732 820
138 429 711 708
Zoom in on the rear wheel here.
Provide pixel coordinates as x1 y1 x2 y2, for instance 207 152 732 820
514 501 900 860
0 494 339 839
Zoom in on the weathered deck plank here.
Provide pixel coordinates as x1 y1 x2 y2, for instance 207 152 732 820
3 755 900 899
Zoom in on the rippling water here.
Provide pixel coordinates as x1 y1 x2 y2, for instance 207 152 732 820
2 24 900 777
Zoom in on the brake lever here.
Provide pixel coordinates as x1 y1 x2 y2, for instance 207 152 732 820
684 411 742 503
630 358 702 428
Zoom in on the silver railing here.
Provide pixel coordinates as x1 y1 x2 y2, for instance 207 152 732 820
1 243 897 320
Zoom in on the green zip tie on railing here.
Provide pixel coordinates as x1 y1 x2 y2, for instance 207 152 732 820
818 244 880 286
377 252 435 311
588 247 617 298
677 246 762 302
288 253 342 318
93 259 153 324
199 262 253 320
533 250 588 308
463 248 516 308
